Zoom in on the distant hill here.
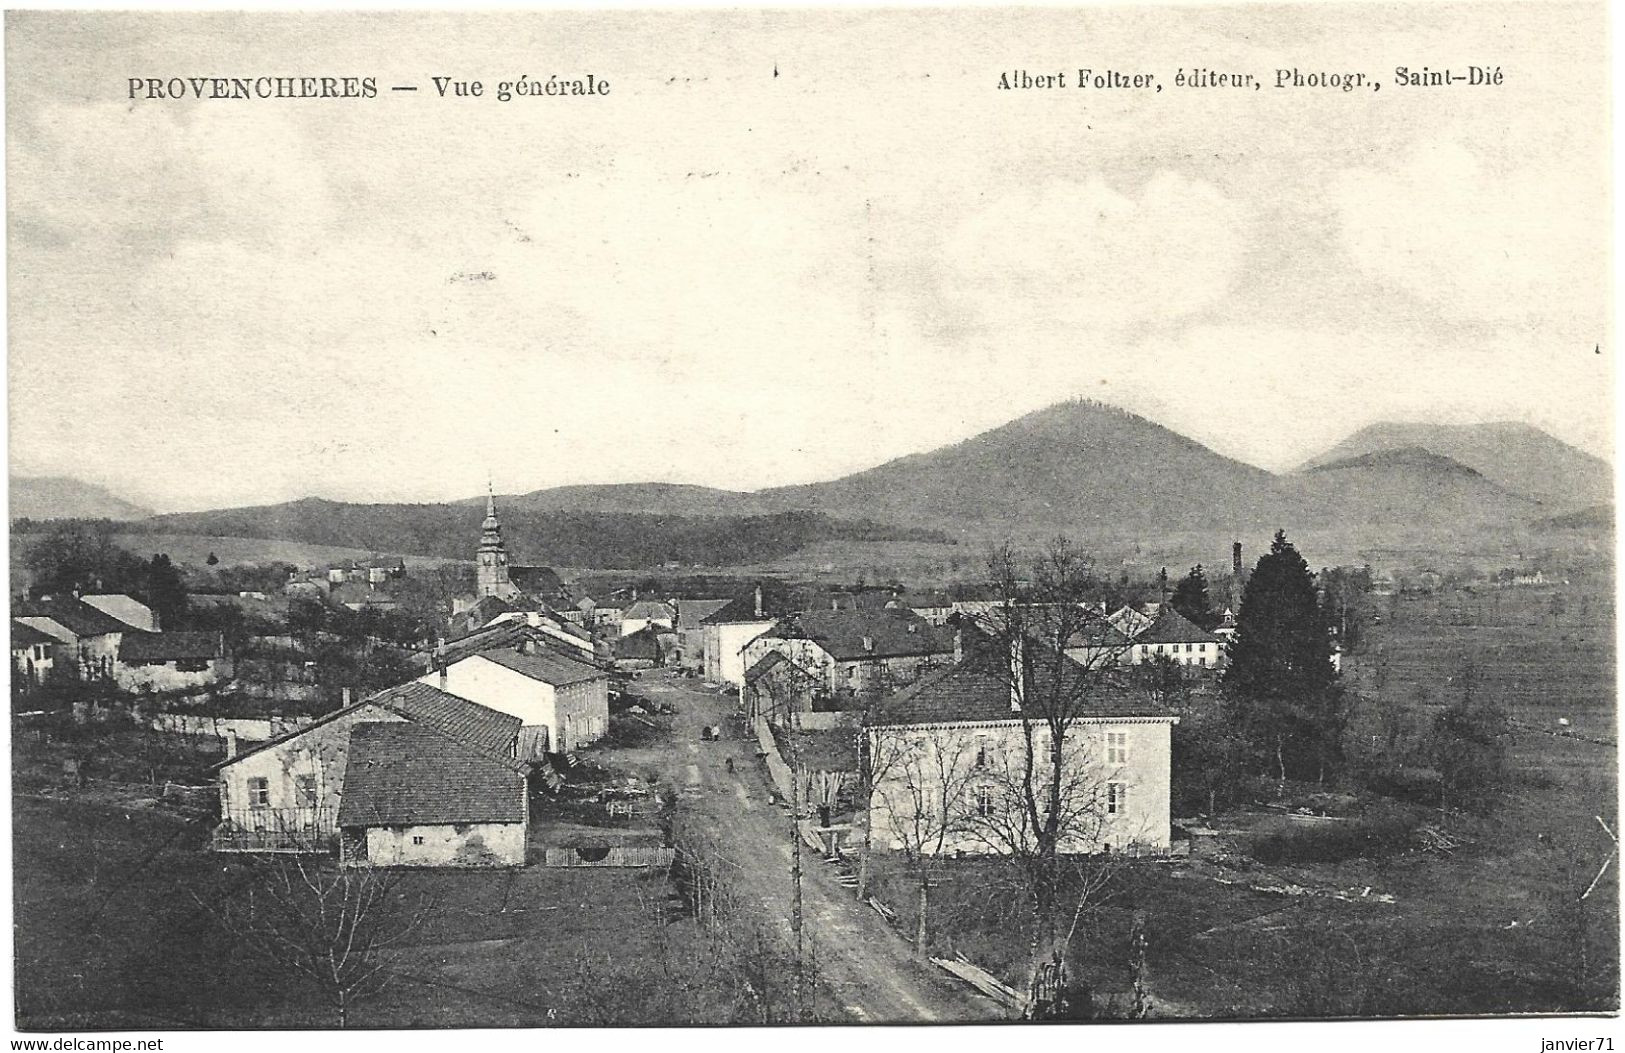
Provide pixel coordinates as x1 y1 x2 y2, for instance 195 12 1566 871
756 400 1306 537
1295 446 1540 525
1533 504 1614 532
1298 421 1610 508
10 475 152 522
132 499 949 569
490 482 765 518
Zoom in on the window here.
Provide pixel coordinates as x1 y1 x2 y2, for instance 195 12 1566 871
973 784 996 817
295 774 318 809
412 835 425 846
175 658 210 672
974 743 989 769
1107 782 1127 815
247 777 270 809
1106 732 1127 765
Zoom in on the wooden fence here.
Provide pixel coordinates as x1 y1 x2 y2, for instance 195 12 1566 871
542 845 676 868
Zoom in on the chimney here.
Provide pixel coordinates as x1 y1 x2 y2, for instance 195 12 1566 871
754 584 764 619
434 636 448 687
862 635 875 653
224 729 238 760
631 587 638 604
341 686 352 708
953 627 964 664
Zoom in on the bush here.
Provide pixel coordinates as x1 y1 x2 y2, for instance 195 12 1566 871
1250 815 1417 865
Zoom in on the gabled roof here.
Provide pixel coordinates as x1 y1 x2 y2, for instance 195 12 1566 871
615 625 662 660
772 608 953 661
15 596 132 638
369 680 521 756
700 586 793 625
870 653 1168 726
473 644 608 687
1065 621 1133 649
510 565 568 597
743 650 820 686
622 599 675 621
1134 607 1220 645
675 598 732 630
338 721 527 827
11 620 55 649
119 631 223 663
217 681 516 770
462 594 518 624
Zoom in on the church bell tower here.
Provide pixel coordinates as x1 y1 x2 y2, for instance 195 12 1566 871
476 487 514 599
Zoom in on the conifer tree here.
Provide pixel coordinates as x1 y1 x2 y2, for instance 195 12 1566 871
1170 565 1216 630
1222 530 1342 784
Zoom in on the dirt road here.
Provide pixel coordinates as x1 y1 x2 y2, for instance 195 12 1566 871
633 670 1002 1024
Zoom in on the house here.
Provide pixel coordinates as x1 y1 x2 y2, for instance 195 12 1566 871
420 636 610 754
361 557 407 584
450 594 518 636
115 631 231 692
11 620 56 688
674 598 732 670
620 598 675 638
1063 620 1136 670
613 625 663 670
81 594 158 632
866 649 1177 857
826 585 901 611
337 721 528 867
741 650 821 723
329 582 398 613
700 584 785 686
481 608 597 658
213 680 522 854
890 592 955 626
1106 604 1155 640
1128 608 1223 668
741 607 954 701
14 595 134 682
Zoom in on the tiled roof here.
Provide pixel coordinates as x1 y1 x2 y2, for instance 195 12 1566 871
476 644 608 686
434 621 541 665
787 727 860 772
1134 607 1221 645
15 596 132 638
510 566 567 597
615 626 661 660
870 655 1168 726
10 620 55 649
119 631 223 663
369 680 521 756
700 586 793 625
743 650 819 685
1065 621 1134 649
773 608 953 661
622 599 675 621
464 595 516 623
337 721 527 827
675 598 732 630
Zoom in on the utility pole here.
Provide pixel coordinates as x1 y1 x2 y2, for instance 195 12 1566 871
787 707 806 1018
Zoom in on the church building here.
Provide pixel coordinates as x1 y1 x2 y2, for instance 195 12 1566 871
464 489 573 608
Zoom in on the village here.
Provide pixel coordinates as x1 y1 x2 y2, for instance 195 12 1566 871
9 489 1616 1027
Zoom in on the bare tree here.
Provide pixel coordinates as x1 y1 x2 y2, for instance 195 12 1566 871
200 856 436 1027
868 723 981 953
959 537 1139 1017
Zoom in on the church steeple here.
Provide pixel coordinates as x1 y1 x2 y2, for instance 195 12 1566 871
476 483 514 599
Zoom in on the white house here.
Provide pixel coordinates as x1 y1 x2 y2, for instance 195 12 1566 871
740 608 954 701
420 637 610 755
11 620 55 688
866 652 1177 857
1127 608 1223 668
14 595 134 682
701 585 780 686
212 680 522 854
619 598 676 638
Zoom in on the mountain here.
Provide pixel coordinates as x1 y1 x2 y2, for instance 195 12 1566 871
489 483 766 518
131 499 949 569
755 400 1305 537
1295 446 1541 525
1298 421 1611 509
10 475 153 522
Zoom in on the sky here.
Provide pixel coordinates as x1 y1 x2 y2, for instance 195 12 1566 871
5 4 1612 513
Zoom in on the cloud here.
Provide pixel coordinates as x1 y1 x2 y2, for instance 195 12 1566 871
937 172 1250 337
1331 139 1605 332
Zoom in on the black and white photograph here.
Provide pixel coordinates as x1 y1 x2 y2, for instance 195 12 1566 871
3 1 1616 1039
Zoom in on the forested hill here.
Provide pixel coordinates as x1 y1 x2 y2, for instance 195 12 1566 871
124 500 950 568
